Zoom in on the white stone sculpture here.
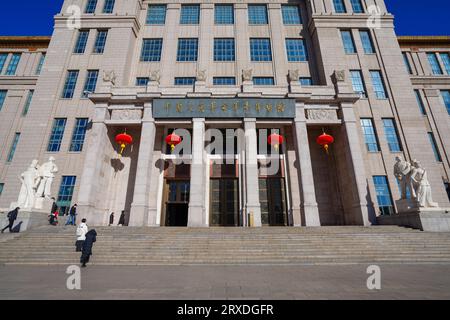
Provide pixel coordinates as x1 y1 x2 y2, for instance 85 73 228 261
17 160 40 209
288 69 299 83
150 70 160 83
394 156 415 200
35 157 59 199
197 70 207 82
410 160 438 208
332 70 346 83
103 70 116 85
242 69 253 81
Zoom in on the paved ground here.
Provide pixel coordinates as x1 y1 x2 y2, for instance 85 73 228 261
1 264 450 299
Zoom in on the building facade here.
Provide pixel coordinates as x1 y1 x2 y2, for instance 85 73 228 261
0 0 449 227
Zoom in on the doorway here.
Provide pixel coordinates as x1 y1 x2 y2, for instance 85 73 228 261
259 178 288 226
210 178 240 226
164 180 190 227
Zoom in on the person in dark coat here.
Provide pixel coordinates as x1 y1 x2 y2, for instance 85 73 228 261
50 198 58 215
66 204 77 226
109 212 114 226
1 207 19 233
80 229 97 267
118 211 125 226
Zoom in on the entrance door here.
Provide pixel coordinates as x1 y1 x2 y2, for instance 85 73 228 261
210 179 239 226
165 180 190 227
259 178 288 226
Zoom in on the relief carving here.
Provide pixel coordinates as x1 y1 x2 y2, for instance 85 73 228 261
111 109 142 121
306 109 338 121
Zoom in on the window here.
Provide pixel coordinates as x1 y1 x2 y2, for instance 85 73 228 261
341 30 356 54
7 133 20 163
440 53 450 75
213 77 236 85
73 30 89 54
82 70 99 98
70 118 89 152
214 38 235 61
136 77 149 86
360 118 379 152
141 39 163 62
57 176 77 215
0 183 3 196
93 30 108 54
285 39 308 61
350 70 367 98
146 5 167 24
215 4 234 24
180 4 200 24
428 132 442 162
62 70 79 99
382 119 402 152
36 53 46 75
5 53 21 75
402 52 413 75
253 77 275 86
0 90 6 111
299 77 313 86
22 90 34 116
174 77 196 86
370 70 388 99
248 5 268 24
441 90 450 115
445 183 450 202
177 38 198 62
414 90 427 115
360 30 375 54
350 0 364 13
333 0 347 13
0 53 7 73
250 38 272 62
282 5 302 24
103 0 115 13
373 176 394 216
47 119 67 152
427 53 443 75
85 0 97 13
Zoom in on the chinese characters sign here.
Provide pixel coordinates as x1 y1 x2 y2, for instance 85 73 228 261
153 98 296 118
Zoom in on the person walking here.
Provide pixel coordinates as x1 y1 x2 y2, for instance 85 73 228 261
75 218 88 252
109 212 114 226
66 204 77 226
118 211 125 226
1 207 20 233
80 229 97 267
50 198 58 215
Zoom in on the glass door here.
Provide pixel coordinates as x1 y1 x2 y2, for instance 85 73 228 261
210 178 239 226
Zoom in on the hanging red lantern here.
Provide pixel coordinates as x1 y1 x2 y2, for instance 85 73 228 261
268 133 284 151
115 131 133 155
165 133 182 152
316 132 334 154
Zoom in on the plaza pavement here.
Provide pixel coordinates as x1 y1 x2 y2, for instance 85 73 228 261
0 264 450 300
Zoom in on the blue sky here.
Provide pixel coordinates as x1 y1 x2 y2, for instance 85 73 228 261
0 0 448 36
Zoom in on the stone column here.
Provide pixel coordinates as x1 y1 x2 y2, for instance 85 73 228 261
188 118 207 227
340 102 371 226
77 104 110 226
129 103 156 226
244 119 262 227
294 104 320 226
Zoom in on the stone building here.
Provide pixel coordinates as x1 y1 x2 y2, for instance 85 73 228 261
0 0 449 228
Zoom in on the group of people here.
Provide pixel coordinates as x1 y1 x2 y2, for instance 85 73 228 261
75 218 97 268
47 200 78 226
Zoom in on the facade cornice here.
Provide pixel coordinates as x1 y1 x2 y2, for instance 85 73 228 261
398 36 450 48
0 36 50 50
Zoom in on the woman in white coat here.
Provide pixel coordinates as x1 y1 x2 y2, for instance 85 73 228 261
75 218 88 252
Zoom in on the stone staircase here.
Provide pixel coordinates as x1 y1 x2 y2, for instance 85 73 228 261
1 225 450 265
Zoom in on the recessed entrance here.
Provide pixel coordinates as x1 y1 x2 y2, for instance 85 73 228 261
164 180 190 227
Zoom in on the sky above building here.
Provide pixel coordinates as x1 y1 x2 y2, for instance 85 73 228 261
0 0 448 36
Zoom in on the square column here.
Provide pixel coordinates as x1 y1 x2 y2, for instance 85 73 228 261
188 118 207 227
294 104 320 226
244 119 262 227
129 104 156 226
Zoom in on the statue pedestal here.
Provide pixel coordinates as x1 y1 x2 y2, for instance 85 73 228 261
0 209 49 233
377 199 450 232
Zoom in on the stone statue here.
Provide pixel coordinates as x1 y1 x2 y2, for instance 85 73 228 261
288 69 299 83
150 70 160 83
197 70 207 82
35 157 59 199
102 70 116 85
17 160 40 209
242 69 253 82
410 160 438 208
332 70 346 84
394 156 415 200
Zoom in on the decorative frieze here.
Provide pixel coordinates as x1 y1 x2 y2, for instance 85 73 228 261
111 109 142 121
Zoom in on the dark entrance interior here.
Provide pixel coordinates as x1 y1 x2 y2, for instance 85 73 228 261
165 180 190 227
259 178 288 226
210 178 239 226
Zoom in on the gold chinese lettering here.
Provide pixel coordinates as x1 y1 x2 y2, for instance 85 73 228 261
265 104 273 112
176 103 183 113
276 102 285 113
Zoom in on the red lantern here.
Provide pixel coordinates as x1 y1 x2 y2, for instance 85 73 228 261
316 132 334 154
115 131 133 155
268 133 284 151
165 133 182 152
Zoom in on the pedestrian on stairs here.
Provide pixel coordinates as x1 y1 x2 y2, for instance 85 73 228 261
1 207 19 233
118 211 125 226
75 218 88 252
109 212 114 226
66 204 77 226
80 229 97 268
